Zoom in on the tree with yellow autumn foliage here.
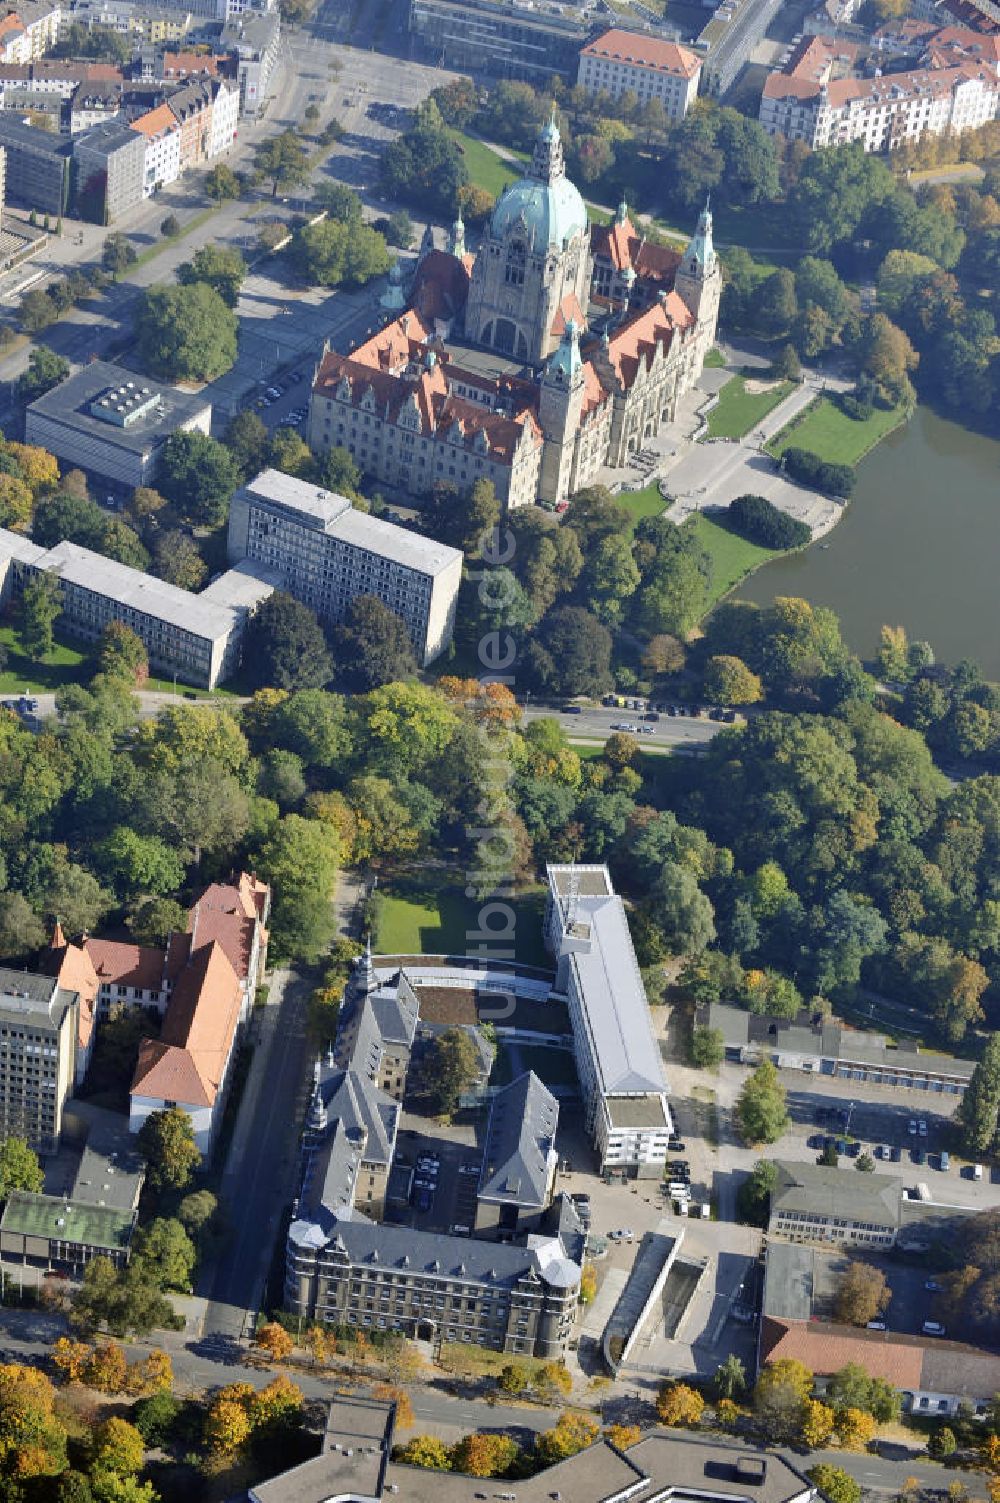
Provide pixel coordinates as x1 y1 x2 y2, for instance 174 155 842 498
656 1381 705 1428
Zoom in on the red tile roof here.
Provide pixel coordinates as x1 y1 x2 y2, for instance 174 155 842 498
581 27 702 78
551 291 587 337
761 1318 925 1387
84 939 166 994
130 102 179 138
188 876 267 984
132 941 242 1108
592 212 681 286
43 928 100 1057
605 295 692 385
163 50 221 76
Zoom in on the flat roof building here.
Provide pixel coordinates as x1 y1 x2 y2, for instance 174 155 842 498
24 362 211 490
545 864 671 1177
0 115 71 213
228 468 463 665
0 967 78 1154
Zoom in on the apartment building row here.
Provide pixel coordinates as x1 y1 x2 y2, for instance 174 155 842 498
285 947 583 1357
760 28 1000 149
545 864 673 1178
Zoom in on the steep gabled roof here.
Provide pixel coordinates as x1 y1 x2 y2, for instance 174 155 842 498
478 1070 558 1209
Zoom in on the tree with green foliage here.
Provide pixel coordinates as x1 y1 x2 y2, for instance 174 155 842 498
205 163 240 201
826 1363 901 1422
102 233 136 276
291 218 391 287
737 1159 777 1226
690 1025 725 1069
256 813 340 960
159 431 242 528
380 97 469 216
20 570 61 659
958 1033 1000 1155
137 1107 201 1191
151 529 207 591
525 605 613 698
16 345 68 402
97 621 148 685
808 1466 862 1503
0 1137 43 1199
427 1027 483 1115
754 1358 813 1441
714 1353 746 1401
134 1217 196 1291
98 827 184 900
927 1426 957 1459
244 592 333 691
131 1390 182 1447
224 410 271 480
703 654 764 706
137 282 237 381
71 1256 182 1338
736 1060 789 1144
255 129 310 196
333 595 417 692
177 244 247 307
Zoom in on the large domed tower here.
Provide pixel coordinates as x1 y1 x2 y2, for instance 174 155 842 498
465 114 592 366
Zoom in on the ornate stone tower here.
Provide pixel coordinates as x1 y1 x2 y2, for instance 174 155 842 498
464 114 593 366
538 319 586 505
674 198 722 371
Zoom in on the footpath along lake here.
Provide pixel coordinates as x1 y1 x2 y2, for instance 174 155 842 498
733 404 1000 676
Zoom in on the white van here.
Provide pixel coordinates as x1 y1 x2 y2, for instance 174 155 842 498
974 1164 984 1180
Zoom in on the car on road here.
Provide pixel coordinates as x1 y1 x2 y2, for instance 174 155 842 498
867 1320 887 1331
922 1320 946 1336
925 1280 944 1292
561 704 583 714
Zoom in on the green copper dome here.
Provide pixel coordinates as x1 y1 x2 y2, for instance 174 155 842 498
489 115 588 250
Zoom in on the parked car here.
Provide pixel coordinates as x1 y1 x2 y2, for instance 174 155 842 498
939 1151 950 1171
974 1163 985 1180
667 1138 686 1152
562 704 583 714
913 1148 927 1165
867 1320 887 1331
890 1146 902 1162
922 1320 946 1337
415 1187 433 1213
908 1119 918 1135
925 1280 944 1292
918 1119 928 1136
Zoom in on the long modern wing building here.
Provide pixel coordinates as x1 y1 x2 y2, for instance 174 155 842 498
545 864 672 1176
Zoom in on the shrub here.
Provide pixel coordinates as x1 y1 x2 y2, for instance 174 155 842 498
726 494 811 550
780 446 855 499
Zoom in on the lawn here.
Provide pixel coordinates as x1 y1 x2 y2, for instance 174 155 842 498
767 396 906 467
376 882 548 967
0 624 89 695
449 130 520 199
617 480 666 532
704 377 793 441
703 347 726 369
684 512 781 609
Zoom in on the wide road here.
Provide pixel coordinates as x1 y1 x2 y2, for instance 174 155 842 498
202 967 314 1340
523 703 728 753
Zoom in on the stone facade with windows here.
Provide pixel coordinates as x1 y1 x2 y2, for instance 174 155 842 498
308 118 719 509
578 28 702 118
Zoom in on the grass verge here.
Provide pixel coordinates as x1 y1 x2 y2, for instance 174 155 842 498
449 130 520 199
704 376 793 441
703 347 726 369
129 204 224 273
0 624 89 694
766 395 907 467
617 480 666 532
684 512 781 609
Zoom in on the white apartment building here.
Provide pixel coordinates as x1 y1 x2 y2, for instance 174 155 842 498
545 864 672 1178
760 32 1000 149
577 28 702 118
227 468 464 666
0 3 63 65
207 74 238 156
130 100 181 193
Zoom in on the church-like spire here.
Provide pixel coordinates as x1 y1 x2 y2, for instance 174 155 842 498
529 108 565 186
449 208 466 259
683 196 716 280
355 935 377 997
50 919 66 950
615 195 629 225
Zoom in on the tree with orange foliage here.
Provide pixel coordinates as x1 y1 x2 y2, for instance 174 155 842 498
247 1374 304 1432
256 1321 294 1363
373 1384 414 1430
305 1325 332 1367
605 1424 641 1449
51 1338 91 1385
535 1411 600 1464
981 1436 1000 1474
125 1349 173 1397
834 1407 878 1451
451 1431 520 1476
0 1362 68 1477
83 1341 128 1394
656 1382 705 1428
204 1395 253 1458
